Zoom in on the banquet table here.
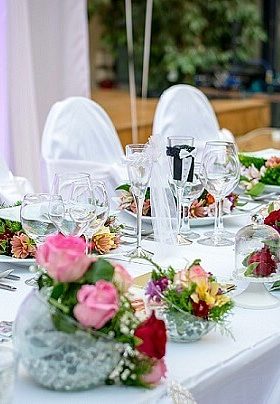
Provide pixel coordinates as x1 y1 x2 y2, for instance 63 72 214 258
2 211 280 404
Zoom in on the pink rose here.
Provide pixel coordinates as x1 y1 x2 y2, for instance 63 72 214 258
36 234 91 282
188 265 208 282
74 281 119 329
113 264 133 292
141 358 167 385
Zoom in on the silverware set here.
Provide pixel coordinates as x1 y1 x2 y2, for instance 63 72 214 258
0 270 20 292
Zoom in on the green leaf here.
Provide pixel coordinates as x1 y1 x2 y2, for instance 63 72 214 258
85 258 114 283
270 281 280 291
50 283 65 300
244 262 259 276
246 182 265 197
116 184 131 192
242 253 252 267
239 175 249 182
239 154 266 169
145 187 150 200
268 202 275 214
52 312 77 334
48 297 70 314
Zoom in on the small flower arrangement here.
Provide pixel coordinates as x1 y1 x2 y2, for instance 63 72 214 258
239 154 280 196
264 207 280 234
190 190 238 218
145 259 234 336
35 234 167 387
242 245 278 278
91 216 123 254
0 217 35 259
116 184 238 218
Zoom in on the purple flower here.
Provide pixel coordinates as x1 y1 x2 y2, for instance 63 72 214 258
146 277 169 302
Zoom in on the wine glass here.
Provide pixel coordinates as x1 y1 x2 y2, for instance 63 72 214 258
198 141 240 246
126 144 153 258
84 180 109 255
181 163 204 239
167 136 195 245
20 193 61 285
49 173 96 237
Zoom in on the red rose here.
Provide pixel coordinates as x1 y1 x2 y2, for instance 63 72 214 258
134 311 166 359
192 300 210 318
264 209 280 233
248 246 277 277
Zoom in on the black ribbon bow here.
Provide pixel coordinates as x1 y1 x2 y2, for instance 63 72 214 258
166 144 195 181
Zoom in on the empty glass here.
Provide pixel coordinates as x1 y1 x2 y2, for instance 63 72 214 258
181 163 204 239
49 173 96 237
20 193 61 286
20 193 60 244
126 144 153 258
167 136 194 245
84 180 109 255
198 141 240 246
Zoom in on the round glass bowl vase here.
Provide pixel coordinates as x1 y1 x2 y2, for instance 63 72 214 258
0 347 18 404
13 290 123 391
234 224 280 309
157 307 215 342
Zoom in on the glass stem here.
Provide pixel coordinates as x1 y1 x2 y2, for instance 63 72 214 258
135 195 144 249
217 198 224 232
176 187 184 236
213 198 222 245
182 202 191 232
85 234 93 255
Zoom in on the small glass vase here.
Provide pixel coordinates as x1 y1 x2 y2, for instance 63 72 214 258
157 308 215 342
13 290 123 391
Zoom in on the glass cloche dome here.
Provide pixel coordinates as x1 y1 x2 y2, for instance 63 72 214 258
234 224 280 281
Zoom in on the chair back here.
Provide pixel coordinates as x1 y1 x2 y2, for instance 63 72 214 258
152 84 222 158
41 97 126 193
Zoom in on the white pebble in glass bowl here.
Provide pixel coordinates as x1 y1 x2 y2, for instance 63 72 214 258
234 224 280 309
0 347 17 404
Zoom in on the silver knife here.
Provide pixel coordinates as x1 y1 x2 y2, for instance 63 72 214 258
0 283 17 291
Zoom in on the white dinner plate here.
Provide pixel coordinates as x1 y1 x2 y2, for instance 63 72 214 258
0 255 35 266
123 207 248 227
263 184 280 193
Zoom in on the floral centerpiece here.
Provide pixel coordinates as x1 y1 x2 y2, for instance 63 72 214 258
239 154 280 196
14 234 167 390
242 245 278 278
0 213 122 259
145 259 234 342
0 217 35 258
117 184 238 219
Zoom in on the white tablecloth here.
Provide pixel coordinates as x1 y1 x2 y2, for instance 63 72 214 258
1 213 280 403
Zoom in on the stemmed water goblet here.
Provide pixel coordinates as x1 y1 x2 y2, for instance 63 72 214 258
180 163 204 240
83 180 109 255
49 173 96 238
198 141 240 246
20 193 62 286
167 136 195 245
126 144 153 258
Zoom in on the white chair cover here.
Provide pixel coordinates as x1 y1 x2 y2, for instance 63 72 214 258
0 156 34 205
41 97 126 197
152 84 221 159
